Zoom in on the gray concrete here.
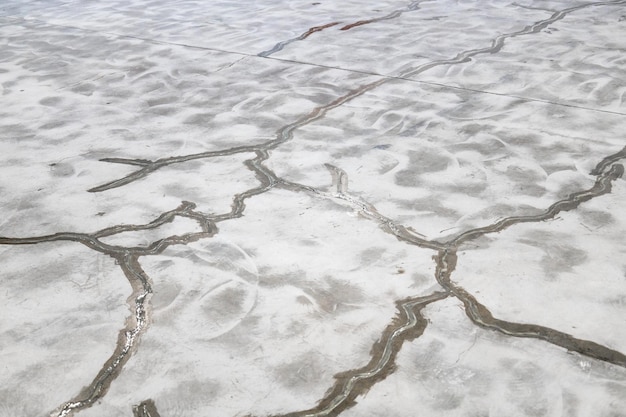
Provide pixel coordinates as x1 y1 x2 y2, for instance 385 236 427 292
1 1 625 416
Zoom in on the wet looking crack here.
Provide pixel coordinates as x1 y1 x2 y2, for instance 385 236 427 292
339 0 427 32
133 399 162 417
1 1 625 416
258 0 429 57
55 254 151 417
90 0 626 195
278 291 450 417
255 152 625 417
0 202 218 417
258 22 341 57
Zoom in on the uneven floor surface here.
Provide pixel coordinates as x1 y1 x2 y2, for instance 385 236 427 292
1 1 626 416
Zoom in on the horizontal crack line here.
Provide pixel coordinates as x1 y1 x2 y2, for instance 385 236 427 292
10 0 626 120
259 0 428 57
0 201 218 256
2 3 625 417
88 0 626 194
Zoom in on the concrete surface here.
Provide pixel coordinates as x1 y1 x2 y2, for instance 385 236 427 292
1 1 625 416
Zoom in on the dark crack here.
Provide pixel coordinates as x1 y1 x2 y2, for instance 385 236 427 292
339 0 425 31
590 145 626 175
55 255 150 417
434 250 626 369
90 0 626 194
272 152 626 415
2 2 626 417
258 22 341 57
448 163 624 246
275 291 450 417
133 399 162 417
258 0 428 57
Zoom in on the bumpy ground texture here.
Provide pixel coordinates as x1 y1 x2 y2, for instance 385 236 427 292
1 1 626 416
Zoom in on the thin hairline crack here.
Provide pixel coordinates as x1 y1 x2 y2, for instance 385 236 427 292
0 2 624 416
88 0 626 195
258 0 429 57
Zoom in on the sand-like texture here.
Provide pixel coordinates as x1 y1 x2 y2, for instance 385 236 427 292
0 1 625 417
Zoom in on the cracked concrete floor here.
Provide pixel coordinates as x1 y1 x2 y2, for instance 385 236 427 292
1 1 626 416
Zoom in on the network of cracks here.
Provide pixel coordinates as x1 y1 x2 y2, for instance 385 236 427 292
1 1 626 416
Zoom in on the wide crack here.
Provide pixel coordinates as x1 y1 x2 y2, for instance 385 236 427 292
1 2 625 416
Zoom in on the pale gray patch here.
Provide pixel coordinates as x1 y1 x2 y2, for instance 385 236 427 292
2 123 37 140
451 181 489 195
561 390 579 417
394 169 422 187
467 203 543 225
359 246 386 266
506 362 550 416
40 120 69 130
39 96 63 106
504 132 542 147
395 149 453 186
273 352 326 392
519 230 588 280
183 113 215 126
605 381 626 397
148 106 179 116
541 163 575 175
605 293 626 308
447 136 508 158
146 96 180 107
160 379 221 410
70 82 96 96
303 276 365 313
579 208 614 229
330 144 364 159
0 388 44 417
152 280 181 311
210 313 263 355
411 339 446 374
504 165 546 186
459 123 494 137
411 272 432 287
394 198 460 218
201 286 248 320
260 270 308 288
539 243 587 280
431 389 464 410
161 183 202 201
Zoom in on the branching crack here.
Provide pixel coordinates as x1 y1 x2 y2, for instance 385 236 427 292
1 2 625 417
133 399 162 417
274 291 450 417
258 0 429 57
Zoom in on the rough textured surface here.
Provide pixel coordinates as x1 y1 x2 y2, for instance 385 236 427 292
0 1 625 417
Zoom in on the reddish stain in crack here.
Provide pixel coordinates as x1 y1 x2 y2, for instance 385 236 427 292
301 22 340 39
340 19 376 31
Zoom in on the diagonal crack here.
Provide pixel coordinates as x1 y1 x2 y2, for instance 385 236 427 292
258 0 429 57
264 150 625 416
258 22 341 57
132 399 162 417
3 2 626 417
434 249 626 368
275 291 450 417
89 0 626 195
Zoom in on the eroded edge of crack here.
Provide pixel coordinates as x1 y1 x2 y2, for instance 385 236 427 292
273 291 449 417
